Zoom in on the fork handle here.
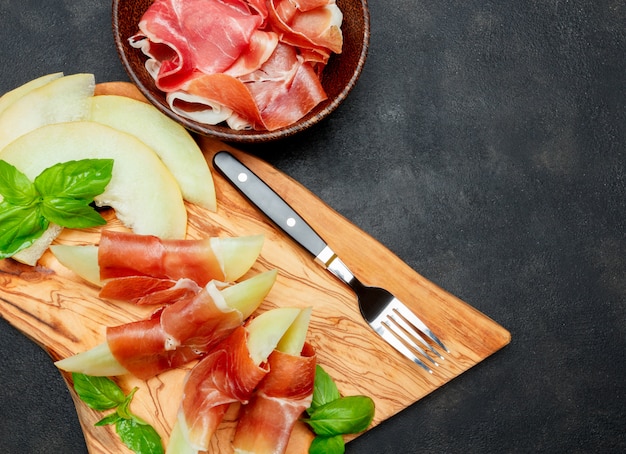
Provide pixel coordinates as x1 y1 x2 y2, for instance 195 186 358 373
213 151 329 261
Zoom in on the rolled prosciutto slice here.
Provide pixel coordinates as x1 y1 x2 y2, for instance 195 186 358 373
54 270 277 379
232 343 316 454
98 230 224 286
176 326 269 450
167 307 302 453
268 0 343 66
106 280 243 379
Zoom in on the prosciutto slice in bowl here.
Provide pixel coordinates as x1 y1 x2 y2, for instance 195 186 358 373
130 0 343 131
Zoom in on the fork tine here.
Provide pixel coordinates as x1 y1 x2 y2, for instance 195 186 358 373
386 311 442 363
390 299 449 353
383 317 439 366
374 322 433 373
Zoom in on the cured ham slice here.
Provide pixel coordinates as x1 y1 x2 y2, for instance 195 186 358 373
179 43 327 131
167 307 302 452
232 343 316 454
132 0 265 91
242 43 328 131
268 0 343 65
224 30 280 78
54 270 278 379
170 73 266 130
98 230 223 286
176 326 268 450
99 276 201 305
131 0 343 131
106 314 203 380
106 281 243 379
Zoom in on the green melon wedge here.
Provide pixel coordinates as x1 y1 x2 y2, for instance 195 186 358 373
49 244 101 286
0 72 63 117
88 95 216 211
276 306 312 355
0 73 95 150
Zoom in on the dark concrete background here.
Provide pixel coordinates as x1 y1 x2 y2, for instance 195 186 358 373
0 0 624 452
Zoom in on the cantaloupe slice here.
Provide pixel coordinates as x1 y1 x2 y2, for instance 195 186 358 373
0 72 63 117
88 95 216 211
0 121 187 241
0 73 95 150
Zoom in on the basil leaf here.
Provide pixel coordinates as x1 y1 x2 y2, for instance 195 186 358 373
72 373 126 411
309 435 345 454
73 373 163 453
34 159 113 200
40 197 106 228
116 418 164 454
305 396 375 436
308 365 341 415
0 202 47 258
95 412 122 427
0 160 38 205
0 158 113 259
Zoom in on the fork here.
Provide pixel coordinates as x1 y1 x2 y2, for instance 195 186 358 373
213 151 449 373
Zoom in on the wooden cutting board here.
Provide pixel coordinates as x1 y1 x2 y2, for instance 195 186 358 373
0 83 510 453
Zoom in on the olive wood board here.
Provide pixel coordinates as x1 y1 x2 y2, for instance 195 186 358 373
0 82 510 453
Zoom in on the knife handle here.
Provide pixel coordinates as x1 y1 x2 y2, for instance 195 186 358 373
212 151 328 261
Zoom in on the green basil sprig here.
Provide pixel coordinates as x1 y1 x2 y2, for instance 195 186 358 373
0 158 113 258
303 365 375 454
72 373 163 454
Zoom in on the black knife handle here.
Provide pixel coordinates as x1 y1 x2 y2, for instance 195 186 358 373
212 151 328 259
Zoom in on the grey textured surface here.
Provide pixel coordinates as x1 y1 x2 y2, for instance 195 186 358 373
1 0 625 453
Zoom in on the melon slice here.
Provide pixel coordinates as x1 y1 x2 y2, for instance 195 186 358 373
0 73 95 150
0 72 63 117
246 307 302 365
88 95 216 211
0 121 187 242
276 306 312 355
49 244 100 286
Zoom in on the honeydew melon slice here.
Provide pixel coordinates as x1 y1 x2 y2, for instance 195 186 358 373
0 73 95 150
0 72 63 117
49 244 100 286
88 95 216 211
218 234 264 282
0 121 187 242
246 307 302 366
276 306 312 355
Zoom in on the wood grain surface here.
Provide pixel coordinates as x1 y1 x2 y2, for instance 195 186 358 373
0 83 510 453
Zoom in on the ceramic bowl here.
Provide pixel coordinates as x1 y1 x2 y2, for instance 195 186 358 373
112 0 370 142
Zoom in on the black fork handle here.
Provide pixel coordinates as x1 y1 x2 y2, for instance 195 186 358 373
212 151 327 259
